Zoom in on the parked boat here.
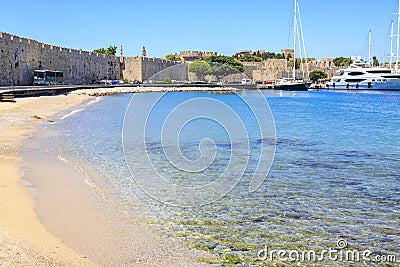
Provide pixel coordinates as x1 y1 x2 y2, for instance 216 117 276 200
275 0 310 91
274 78 311 91
327 65 400 90
327 0 400 91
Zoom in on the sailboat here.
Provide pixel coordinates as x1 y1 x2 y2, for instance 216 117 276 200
275 0 311 91
327 0 400 91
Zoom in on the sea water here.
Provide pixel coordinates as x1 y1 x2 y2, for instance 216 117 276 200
26 90 400 265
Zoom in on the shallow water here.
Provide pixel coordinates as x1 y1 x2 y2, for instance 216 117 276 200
24 90 400 265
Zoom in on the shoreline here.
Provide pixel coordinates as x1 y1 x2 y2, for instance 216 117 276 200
0 92 208 266
0 94 95 266
69 85 238 97
0 85 239 100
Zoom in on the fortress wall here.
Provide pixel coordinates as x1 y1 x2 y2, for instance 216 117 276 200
252 58 340 81
148 62 188 82
141 57 180 81
0 32 121 86
242 62 264 79
249 59 287 81
252 70 282 81
0 32 339 86
262 59 287 71
121 57 184 82
122 57 143 82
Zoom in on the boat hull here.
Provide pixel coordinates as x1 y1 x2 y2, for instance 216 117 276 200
274 82 311 91
327 80 400 91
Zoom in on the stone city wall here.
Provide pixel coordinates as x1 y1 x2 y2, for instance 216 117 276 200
262 59 288 71
0 32 339 86
0 32 121 86
122 57 183 82
249 59 287 81
253 69 282 81
141 57 181 81
121 57 142 82
241 62 263 79
178 51 217 62
252 58 339 81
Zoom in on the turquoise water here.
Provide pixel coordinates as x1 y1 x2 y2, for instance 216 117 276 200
32 91 400 265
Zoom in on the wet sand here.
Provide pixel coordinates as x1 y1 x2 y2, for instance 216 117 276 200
22 151 204 266
0 91 209 266
0 94 94 266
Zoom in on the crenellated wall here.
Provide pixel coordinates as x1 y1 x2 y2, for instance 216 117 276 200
141 57 179 81
0 32 122 86
0 32 185 86
0 32 339 86
122 57 142 82
178 51 217 62
251 58 339 81
122 57 184 82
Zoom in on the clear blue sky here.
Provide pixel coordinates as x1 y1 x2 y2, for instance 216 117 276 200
1 0 398 61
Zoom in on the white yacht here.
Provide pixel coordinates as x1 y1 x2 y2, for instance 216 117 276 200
327 0 400 91
327 65 400 90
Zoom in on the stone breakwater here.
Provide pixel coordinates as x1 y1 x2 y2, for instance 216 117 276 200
69 86 237 96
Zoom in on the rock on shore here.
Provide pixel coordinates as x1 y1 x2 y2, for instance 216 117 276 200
69 86 237 96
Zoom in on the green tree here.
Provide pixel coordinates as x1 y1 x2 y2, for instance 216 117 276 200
163 77 172 84
258 51 288 60
276 53 285 59
107 45 117 56
205 55 244 72
333 57 352 67
237 54 262 62
210 64 235 80
166 53 178 61
309 70 328 82
93 48 107 54
94 45 117 56
188 60 211 81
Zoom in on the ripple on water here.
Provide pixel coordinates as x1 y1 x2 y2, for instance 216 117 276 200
52 92 400 265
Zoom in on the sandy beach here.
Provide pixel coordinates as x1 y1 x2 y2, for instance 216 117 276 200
0 90 209 266
0 94 94 266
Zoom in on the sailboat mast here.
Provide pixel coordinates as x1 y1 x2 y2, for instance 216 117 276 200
396 0 400 72
368 30 372 66
390 20 394 69
297 0 309 80
293 0 297 81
